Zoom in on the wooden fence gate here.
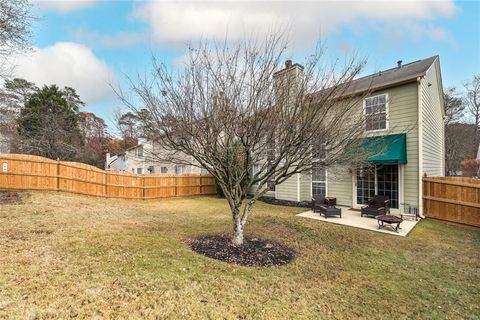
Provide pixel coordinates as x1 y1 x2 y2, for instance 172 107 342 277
423 176 480 227
0 154 216 200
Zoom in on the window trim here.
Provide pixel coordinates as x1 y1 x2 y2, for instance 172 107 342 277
363 93 389 132
311 167 328 197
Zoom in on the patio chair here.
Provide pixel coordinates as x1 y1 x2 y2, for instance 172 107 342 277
312 195 342 218
361 195 390 218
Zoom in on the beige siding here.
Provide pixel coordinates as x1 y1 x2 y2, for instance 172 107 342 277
327 166 353 207
276 174 298 201
299 173 311 201
250 183 275 198
421 59 445 176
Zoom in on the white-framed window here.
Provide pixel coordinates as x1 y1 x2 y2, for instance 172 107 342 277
147 166 154 173
175 165 185 175
136 168 143 174
312 165 326 196
161 166 168 173
136 146 144 158
364 94 388 131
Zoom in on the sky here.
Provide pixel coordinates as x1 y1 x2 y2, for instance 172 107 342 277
10 0 480 131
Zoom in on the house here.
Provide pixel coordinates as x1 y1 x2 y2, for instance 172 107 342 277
105 138 203 175
263 56 445 216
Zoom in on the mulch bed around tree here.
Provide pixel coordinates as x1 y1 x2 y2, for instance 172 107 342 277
186 235 295 267
0 191 23 205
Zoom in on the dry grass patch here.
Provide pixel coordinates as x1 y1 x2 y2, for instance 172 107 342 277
0 192 479 319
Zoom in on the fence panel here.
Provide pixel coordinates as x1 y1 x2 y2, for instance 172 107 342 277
0 154 215 200
423 176 480 227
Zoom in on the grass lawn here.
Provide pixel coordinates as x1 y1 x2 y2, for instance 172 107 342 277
0 192 479 319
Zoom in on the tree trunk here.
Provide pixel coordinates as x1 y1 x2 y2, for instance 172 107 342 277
232 222 244 246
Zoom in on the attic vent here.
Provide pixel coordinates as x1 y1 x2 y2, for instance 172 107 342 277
397 60 403 68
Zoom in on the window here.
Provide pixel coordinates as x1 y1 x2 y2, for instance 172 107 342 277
136 146 144 157
364 94 387 131
175 165 185 175
136 168 143 174
147 166 154 173
161 166 168 173
312 165 326 196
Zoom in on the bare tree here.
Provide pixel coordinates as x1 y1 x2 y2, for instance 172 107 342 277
119 34 374 246
0 0 33 77
464 74 480 137
444 86 465 125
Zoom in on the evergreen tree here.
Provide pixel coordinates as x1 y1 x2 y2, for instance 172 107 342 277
16 85 83 160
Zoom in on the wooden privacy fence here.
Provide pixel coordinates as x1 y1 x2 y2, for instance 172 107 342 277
0 154 216 200
423 176 480 227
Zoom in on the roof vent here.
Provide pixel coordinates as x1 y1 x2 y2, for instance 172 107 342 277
285 60 293 68
397 60 403 68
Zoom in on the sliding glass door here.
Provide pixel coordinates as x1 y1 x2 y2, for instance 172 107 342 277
355 165 399 209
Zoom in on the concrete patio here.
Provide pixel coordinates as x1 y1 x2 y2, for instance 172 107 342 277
297 207 420 237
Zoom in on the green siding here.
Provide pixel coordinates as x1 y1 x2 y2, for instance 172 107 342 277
274 80 422 211
376 83 420 209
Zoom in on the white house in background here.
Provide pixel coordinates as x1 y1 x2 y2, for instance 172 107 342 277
477 143 480 160
105 138 203 175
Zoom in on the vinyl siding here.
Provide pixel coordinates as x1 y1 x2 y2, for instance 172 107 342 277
299 172 312 201
273 80 421 210
275 174 298 201
327 166 353 207
421 59 445 176
371 83 420 209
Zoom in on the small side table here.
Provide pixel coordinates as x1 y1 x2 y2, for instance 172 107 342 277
325 197 337 207
376 215 403 233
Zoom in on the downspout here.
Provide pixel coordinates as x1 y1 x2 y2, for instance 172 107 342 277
297 173 301 202
417 76 425 218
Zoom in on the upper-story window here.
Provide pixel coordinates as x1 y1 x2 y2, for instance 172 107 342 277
364 94 388 131
136 146 143 158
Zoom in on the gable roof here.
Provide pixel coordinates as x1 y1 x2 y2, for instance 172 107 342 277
344 55 438 95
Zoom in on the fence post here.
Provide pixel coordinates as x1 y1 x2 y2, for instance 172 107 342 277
56 159 60 192
174 175 178 197
104 172 108 198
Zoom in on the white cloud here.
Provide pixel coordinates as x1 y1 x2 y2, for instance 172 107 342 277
131 0 458 48
12 42 116 104
36 0 96 13
71 27 145 48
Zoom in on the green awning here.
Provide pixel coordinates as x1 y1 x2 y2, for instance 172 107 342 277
362 133 407 164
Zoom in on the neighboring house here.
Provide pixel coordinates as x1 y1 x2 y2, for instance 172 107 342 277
105 138 203 175
477 143 480 160
260 56 445 215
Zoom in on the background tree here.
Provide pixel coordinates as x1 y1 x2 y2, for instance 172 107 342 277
115 111 141 149
16 85 83 160
119 35 372 246
0 0 33 77
78 111 111 167
0 78 37 152
444 86 465 125
445 123 476 175
464 74 480 140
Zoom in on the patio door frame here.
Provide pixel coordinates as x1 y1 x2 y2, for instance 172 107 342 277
352 164 403 214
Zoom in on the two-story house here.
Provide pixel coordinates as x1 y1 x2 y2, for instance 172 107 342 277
105 139 203 175
264 56 445 216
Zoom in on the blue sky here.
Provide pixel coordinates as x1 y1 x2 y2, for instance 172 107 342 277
12 0 480 130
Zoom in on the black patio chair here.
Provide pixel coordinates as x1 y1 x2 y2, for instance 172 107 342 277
312 195 341 218
361 195 390 218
